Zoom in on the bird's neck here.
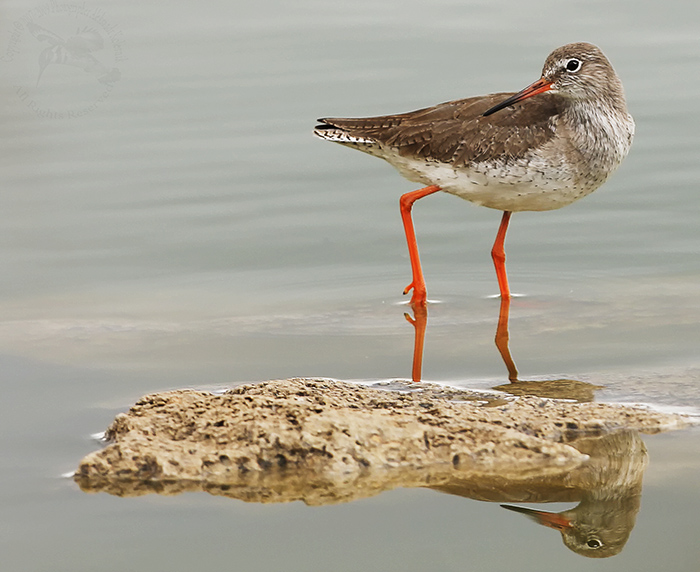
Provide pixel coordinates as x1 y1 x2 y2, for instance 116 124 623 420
563 97 634 175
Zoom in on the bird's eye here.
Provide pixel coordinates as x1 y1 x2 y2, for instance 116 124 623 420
586 538 603 549
565 58 582 72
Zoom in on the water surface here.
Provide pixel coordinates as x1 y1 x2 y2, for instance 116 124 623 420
1 0 699 570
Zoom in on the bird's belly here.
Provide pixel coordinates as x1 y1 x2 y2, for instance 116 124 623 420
391 155 602 212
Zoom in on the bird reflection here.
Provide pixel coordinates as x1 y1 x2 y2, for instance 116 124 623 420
401 288 643 558
431 430 647 558
496 430 648 558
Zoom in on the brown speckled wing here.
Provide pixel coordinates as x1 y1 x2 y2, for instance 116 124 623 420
317 93 563 167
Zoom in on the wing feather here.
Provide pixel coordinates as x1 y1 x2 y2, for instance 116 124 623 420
316 93 562 167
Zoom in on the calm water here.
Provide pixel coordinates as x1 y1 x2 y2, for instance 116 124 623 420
1 0 699 570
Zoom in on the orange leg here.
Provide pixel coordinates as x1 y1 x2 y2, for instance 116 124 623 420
399 185 442 306
491 211 512 300
404 304 428 383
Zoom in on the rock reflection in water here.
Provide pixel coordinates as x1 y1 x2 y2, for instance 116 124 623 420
77 427 647 558
75 379 677 558
492 378 604 403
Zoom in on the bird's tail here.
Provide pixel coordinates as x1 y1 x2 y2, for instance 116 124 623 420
314 120 374 144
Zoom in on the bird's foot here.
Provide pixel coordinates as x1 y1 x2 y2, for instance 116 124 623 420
403 282 427 307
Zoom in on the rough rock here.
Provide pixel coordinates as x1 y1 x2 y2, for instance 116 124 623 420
75 378 690 503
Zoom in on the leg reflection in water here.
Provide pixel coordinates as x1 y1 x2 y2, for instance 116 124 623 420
404 303 428 384
404 297 602 401
403 294 519 384
494 293 519 382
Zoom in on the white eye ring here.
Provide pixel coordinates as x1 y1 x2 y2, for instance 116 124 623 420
565 58 582 73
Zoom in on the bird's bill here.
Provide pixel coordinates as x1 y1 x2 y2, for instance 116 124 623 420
501 504 573 531
482 78 554 116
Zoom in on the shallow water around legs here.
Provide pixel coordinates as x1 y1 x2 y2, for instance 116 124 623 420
1 0 699 570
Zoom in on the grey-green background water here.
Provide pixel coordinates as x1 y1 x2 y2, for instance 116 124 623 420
1 0 699 570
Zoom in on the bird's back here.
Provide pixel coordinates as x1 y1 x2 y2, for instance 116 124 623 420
315 93 562 168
